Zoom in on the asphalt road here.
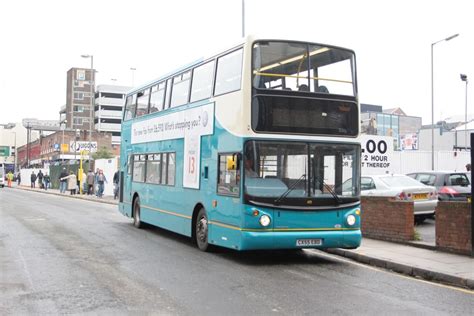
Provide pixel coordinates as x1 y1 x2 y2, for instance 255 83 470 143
1 189 473 315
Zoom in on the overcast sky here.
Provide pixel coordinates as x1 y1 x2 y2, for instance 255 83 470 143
1 0 472 126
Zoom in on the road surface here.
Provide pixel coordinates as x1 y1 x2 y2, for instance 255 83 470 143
1 189 472 315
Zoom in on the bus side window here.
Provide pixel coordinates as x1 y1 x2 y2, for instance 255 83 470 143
136 88 150 117
217 153 240 196
123 94 137 121
127 154 132 174
164 78 172 109
150 82 166 113
214 49 243 96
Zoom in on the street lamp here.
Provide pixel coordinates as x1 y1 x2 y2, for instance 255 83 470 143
81 54 94 156
130 67 136 87
431 33 459 170
460 74 469 150
242 0 245 38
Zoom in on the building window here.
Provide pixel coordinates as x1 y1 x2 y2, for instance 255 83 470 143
74 92 84 100
73 118 83 125
73 106 85 112
101 92 124 99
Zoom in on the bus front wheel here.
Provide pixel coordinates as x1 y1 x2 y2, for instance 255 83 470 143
133 196 143 229
195 208 212 252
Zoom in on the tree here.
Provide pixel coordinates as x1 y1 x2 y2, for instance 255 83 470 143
92 146 114 160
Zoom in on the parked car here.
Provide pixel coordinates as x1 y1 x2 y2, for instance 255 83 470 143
344 174 438 223
407 171 471 202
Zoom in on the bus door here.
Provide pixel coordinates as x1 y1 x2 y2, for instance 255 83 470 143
121 153 133 205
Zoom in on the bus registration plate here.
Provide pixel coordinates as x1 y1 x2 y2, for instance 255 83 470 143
296 239 322 247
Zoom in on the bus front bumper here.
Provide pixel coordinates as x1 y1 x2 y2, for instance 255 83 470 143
239 229 361 251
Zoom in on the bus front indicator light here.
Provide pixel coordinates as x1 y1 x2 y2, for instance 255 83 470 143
347 214 356 226
259 215 271 227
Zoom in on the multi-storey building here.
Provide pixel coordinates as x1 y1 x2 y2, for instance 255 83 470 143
94 84 130 145
60 67 95 131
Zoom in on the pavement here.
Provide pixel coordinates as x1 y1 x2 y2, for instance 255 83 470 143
11 184 118 205
5 184 474 290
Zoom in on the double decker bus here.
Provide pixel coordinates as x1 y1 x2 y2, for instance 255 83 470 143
118 36 361 251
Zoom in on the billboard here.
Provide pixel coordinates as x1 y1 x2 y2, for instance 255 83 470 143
69 141 97 153
0 146 10 157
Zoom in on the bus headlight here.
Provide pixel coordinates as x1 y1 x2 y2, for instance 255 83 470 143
259 215 271 227
347 214 356 226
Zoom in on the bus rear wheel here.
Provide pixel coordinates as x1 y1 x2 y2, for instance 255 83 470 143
133 196 143 229
195 208 212 252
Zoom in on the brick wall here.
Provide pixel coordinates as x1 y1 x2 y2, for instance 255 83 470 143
436 201 472 255
361 197 414 242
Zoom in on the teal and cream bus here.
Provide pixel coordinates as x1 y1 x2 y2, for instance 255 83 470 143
118 36 362 251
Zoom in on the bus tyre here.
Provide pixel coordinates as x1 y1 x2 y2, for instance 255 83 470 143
133 197 143 229
195 208 212 252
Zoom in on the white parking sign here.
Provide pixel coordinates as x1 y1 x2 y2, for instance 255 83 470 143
360 135 393 174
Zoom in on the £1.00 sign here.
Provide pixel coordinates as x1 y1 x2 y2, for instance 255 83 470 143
360 135 393 172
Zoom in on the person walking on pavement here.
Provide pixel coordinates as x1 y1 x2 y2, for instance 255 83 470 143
16 172 21 186
6 171 14 188
94 168 100 196
30 171 37 188
113 170 119 199
61 171 77 195
59 167 68 194
86 170 95 195
96 169 107 198
43 173 51 190
37 170 44 189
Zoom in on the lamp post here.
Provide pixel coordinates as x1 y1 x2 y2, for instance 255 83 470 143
130 67 136 87
460 74 469 150
61 119 67 164
242 0 245 38
431 33 459 170
81 54 94 157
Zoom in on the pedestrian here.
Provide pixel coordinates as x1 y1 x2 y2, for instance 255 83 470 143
82 171 87 194
94 168 100 196
37 170 44 189
61 171 77 195
6 171 13 188
16 172 21 186
30 171 37 188
43 173 51 190
96 169 107 198
466 163 471 172
59 167 68 193
113 170 119 199
86 170 95 195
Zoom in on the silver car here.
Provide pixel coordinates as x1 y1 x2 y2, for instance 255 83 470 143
357 174 438 223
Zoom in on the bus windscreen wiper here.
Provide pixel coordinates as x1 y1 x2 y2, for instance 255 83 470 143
313 175 342 205
274 174 306 205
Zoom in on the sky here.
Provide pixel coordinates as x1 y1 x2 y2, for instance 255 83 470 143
0 0 472 126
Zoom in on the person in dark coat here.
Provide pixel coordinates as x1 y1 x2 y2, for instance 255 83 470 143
30 172 37 188
59 168 68 193
113 170 120 199
37 170 44 189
